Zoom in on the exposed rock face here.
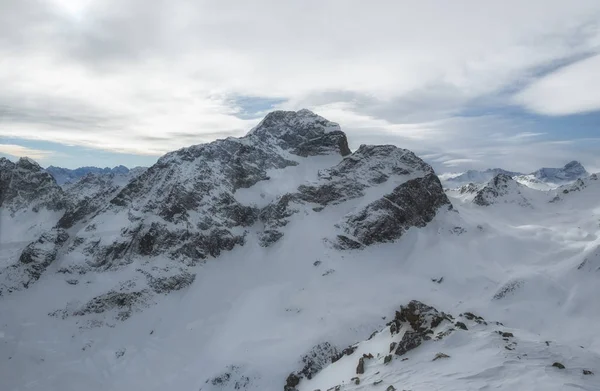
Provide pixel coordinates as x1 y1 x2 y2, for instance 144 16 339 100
0 228 69 295
458 182 481 195
284 342 341 390
50 289 152 322
58 171 142 229
335 174 452 248
259 145 448 248
73 290 151 319
18 228 69 283
0 157 66 213
473 174 531 207
139 269 196 294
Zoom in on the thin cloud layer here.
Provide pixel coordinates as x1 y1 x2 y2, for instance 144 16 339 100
0 144 56 161
515 54 600 115
0 0 599 170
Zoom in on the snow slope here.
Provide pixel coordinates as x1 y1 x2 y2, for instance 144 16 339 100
1 111 600 391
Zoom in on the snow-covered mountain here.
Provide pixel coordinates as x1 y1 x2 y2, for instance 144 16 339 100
515 160 590 189
46 165 145 186
533 160 589 182
444 161 590 192
446 168 523 185
472 174 545 207
1 110 600 391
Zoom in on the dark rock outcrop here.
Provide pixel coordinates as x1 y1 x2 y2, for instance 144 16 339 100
336 174 452 248
284 342 341 390
18 228 69 286
203 365 254 391
71 290 151 321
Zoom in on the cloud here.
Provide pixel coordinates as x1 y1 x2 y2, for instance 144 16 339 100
0 144 56 161
308 103 600 173
441 159 482 167
515 54 600 115
0 0 599 168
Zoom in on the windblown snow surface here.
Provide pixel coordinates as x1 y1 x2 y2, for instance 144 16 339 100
2 114 600 391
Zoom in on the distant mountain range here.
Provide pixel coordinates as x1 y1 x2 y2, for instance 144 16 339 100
45 165 146 185
445 161 590 188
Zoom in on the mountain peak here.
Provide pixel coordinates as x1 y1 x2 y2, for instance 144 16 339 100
0 157 15 169
473 173 531 206
16 157 42 171
533 160 588 182
245 109 350 157
248 109 341 136
564 160 585 171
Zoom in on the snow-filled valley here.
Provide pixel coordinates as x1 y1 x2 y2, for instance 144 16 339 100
1 110 600 391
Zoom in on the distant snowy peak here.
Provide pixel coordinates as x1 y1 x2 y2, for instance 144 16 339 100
46 165 143 186
446 168 522 184
531 160 589 183
473 174 533 207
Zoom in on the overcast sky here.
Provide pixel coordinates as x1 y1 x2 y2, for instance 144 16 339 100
0 0 599 173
